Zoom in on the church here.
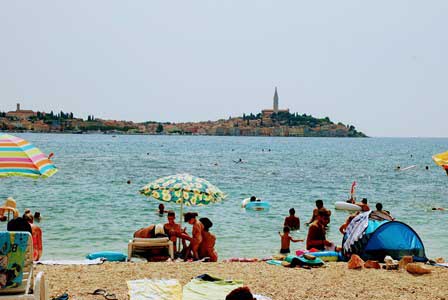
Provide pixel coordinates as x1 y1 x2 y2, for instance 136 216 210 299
261 87 289 118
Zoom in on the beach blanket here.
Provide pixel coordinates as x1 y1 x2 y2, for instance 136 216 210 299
343 211 370 252
127 279 182 300
36 258 104 265
182 276 243 300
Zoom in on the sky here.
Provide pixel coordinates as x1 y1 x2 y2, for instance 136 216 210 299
0 1 447 137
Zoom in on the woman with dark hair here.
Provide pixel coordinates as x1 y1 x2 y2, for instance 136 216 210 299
198 217 218 262
184 212 203 260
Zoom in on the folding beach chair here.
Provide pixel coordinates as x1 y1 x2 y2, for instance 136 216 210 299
0 231 48 300
127 237 174 261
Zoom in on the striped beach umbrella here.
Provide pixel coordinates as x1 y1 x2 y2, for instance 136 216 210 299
432 151 448 175
0 134 58 178
140 174 225 226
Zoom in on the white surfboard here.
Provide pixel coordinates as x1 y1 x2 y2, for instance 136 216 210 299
399 165 417 171
334 201 362 211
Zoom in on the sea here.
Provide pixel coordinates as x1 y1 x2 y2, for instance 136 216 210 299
1 133 447 260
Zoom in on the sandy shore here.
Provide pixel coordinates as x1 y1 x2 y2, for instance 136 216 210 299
36 261 447 300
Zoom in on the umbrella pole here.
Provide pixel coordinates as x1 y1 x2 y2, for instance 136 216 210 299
178 200 183 256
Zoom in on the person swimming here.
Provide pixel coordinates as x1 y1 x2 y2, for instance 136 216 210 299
158 204 166 215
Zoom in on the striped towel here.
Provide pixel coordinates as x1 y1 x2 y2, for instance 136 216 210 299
343 211 371 252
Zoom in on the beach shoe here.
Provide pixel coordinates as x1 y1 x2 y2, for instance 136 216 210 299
90 289 118 300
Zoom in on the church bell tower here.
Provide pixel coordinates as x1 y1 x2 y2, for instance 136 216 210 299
273 87 279 113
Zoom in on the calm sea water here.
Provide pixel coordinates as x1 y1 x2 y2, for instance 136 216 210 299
1 134 447 260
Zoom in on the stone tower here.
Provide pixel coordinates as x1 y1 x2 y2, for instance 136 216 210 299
273 87 279 113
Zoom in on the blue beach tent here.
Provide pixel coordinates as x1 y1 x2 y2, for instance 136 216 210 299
342 220 427 262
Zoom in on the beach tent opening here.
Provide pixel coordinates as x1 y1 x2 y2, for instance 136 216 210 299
342 217 427 262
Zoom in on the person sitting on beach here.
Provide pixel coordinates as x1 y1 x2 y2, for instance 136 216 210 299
356 198 370 211
306 208 335 251
339 214 357 235
133 224 167 238
226 287 255 300
184 212 204 260
305 199 324 226
198 217 218 262
279 226 303 254
7 217 32 234
23 210 43 261
164 211 188 254
284 208 300 231
370 203 394 221
158 203 166 216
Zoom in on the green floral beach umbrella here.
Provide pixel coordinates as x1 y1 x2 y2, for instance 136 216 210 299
140 173 226 207
140 174 226 228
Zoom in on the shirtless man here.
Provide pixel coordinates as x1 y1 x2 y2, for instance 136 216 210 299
184 212 204 260
305 199 324 226
306 208 333 251
284 208 300 231
356 198 370 212
164 211 188 253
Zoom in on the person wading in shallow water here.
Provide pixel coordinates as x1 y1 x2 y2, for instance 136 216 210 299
284 208 300 231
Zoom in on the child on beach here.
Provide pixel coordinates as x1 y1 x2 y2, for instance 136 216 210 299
278 226 303 254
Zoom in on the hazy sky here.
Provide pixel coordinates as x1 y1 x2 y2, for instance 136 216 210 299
1 1 447 137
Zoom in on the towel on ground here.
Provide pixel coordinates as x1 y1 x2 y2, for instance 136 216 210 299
36 258 104 265
127 279 182 300
182 275 243 300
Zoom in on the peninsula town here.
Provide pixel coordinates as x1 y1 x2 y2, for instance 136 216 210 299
0 89 366 137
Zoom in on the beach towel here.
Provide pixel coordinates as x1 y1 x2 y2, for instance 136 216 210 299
0 232 29 289
127 279 182 300
343 211 370 252
182 275 243 300
36 258 104 265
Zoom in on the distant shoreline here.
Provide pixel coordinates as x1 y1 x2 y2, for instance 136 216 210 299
0 130 369 138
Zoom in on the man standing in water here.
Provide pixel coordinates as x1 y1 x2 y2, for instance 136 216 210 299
306 199 325 226
306 208 334 251
284 208 300 230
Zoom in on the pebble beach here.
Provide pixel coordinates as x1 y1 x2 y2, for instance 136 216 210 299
37 261 448 300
